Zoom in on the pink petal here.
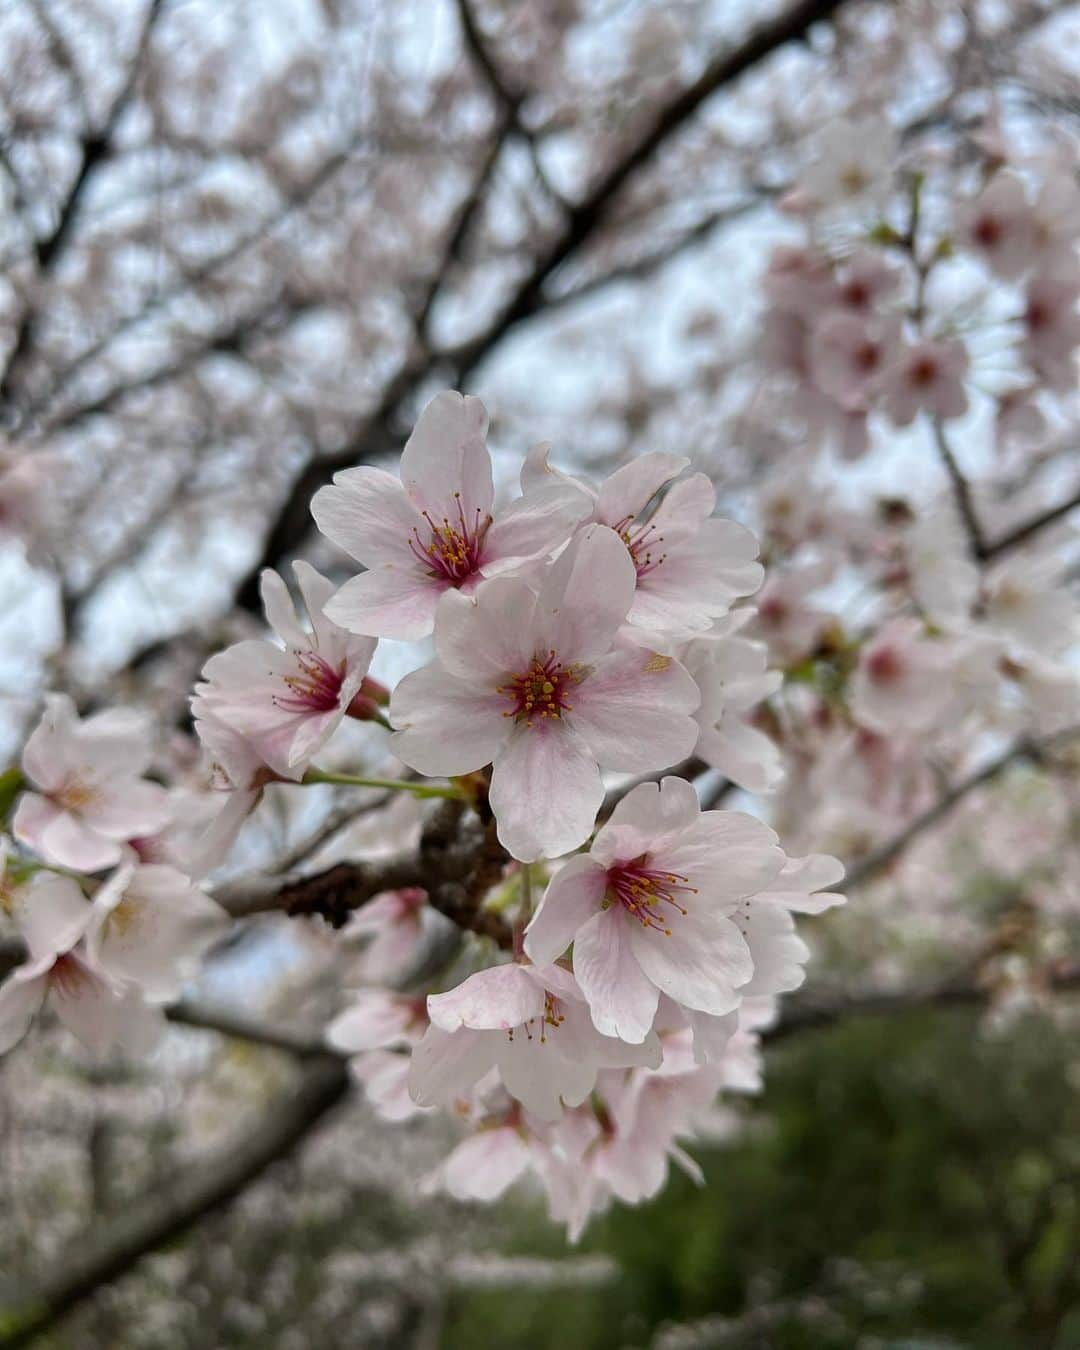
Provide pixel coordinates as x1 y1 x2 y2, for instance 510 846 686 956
399 391 493 523
524 855 608 964
427 964 545 1032
434 581 538 681
311 465 423 567
0 967 48 1054
592 775 700 867
390 662 509 777
573 907 659 1043
629 911 751 1016
593 452 688 529
489 720 603 862
569 649 699 773
322 564 443 640
534 525 636 664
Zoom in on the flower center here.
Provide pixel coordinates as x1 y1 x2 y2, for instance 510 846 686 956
56 777 97 812
867 644 903 683
498 652 581 727
275 651 345 714
613 514 667 579
604 854 698 934
50 953 99 998
409 492 491 585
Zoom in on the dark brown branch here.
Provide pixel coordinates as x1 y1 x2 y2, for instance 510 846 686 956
166 1000 332 1057
0 1054 349 1349
228 0 858 613
932 416 989 560
980 485 1080 562
218 795 514 947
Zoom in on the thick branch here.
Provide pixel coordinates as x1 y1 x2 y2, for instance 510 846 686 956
0 1054 349 1349
218 796 514 947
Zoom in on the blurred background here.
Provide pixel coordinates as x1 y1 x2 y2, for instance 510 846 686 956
0 0 1079 1346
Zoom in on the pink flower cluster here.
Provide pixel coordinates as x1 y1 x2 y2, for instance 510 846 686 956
331 779 842 1238
1 698 227 1055
762 136 1080 461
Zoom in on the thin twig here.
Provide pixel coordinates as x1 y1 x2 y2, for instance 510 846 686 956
932 416 989 560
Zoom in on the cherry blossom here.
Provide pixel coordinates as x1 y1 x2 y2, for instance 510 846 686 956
310 391 588 640
880 337 970 426
86 862 228 1002
408 961 661 1121
574 451 763 647
13 695 172 872
1021 271 1080 392
956 172 1035 280
798 114 896 216
524 776 789 1042
0 870 160 1057
192 561 377 781
809 310 899 413
850 619 953 736
390 525 701 860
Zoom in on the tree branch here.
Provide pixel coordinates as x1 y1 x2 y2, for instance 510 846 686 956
226 0 859 614
842 729 1076 893
932 416 989 560
766 959 1080 1044
980 485 1080 562
0 1054 350 1349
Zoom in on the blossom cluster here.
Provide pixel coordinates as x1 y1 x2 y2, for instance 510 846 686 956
0 389 844 1238
2 124 1076 1241
0 696 226 1054
761 121 1080 461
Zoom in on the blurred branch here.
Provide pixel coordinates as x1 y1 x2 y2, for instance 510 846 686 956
0 0 165 410
0 1054 350 1349
842 729 1077 893
166 1000 332 1057
932 417 989 559
980 484 1080 562
766 959 1080 1044
225 0 859 616
454 0 563 206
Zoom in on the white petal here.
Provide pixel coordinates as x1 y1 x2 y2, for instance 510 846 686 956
427 965 545 1032
390 662 508 777
535 525 636 664
572 908 659 1044
399 391 493 523
322 566 443 641
569 649 699 773
0 966 48 1054
489 721 603 862
629 911 751 1015
524 855 607 964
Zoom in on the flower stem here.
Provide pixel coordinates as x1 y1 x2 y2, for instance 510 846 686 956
301 769 466 801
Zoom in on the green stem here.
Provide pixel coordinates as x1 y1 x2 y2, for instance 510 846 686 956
301 769 465 802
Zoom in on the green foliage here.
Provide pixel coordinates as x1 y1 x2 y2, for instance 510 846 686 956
443 1010 1080 1350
